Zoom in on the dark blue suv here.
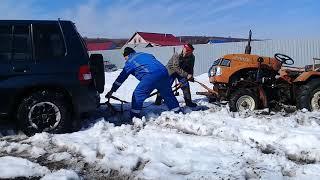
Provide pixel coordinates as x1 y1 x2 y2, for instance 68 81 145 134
0 20 105 135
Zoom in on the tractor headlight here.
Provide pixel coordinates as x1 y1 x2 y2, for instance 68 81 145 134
210 68 216 77
208 66 222 77
209 66 216 77
216 67 222 76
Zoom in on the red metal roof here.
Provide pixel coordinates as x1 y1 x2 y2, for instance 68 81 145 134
137 32 184 46
86 42 116 51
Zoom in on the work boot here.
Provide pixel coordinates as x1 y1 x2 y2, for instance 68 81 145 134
183 86 197 107
185 99 197 107
155 94 163 105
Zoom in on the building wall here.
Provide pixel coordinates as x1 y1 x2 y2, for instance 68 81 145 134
127 33 148 44
93 39 320 76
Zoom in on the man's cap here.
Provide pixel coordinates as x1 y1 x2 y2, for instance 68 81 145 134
123 47 136 57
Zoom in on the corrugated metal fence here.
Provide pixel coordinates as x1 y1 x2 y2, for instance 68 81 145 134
92 40 320 76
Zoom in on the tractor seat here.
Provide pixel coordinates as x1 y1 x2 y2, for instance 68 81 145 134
280 66 304 79
286 70 302 79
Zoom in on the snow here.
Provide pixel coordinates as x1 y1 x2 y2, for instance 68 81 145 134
1 70 320 179
41 169 80 180
47 152 73 162
0 156 50 179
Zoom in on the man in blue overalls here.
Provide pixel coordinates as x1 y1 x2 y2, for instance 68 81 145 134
106 47 181 119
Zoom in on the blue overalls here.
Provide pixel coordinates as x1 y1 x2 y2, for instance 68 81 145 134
110 52 180 118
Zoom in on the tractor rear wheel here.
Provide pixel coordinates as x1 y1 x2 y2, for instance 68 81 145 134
297 79 320 111
229 89 259 112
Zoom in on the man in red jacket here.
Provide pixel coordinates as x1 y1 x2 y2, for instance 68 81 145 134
155 43 197 107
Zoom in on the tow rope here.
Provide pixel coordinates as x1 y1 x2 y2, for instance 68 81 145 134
100 96 129 115
100 81 186 114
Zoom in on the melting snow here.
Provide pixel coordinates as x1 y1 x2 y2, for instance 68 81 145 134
1 70 320 179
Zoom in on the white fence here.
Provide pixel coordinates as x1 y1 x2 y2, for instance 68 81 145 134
92 39 320 76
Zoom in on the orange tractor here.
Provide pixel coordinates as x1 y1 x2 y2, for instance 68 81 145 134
199 31 320 112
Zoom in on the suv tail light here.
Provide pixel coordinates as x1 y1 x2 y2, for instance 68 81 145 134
78 65 92 85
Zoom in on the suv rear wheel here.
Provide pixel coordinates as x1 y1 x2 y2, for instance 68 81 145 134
17 90 71 136
297 79 320 111
229 89 259 112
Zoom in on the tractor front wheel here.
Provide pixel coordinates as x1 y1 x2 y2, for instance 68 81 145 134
229 89 259 112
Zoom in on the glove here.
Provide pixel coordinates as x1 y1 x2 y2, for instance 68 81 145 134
187 74 194 82
105 91 114 99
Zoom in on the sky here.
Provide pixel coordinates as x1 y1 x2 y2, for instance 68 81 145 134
0 0 319 39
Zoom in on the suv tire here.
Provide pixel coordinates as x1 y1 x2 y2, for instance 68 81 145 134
297 79 320 111
229 88 259 112
17 90 71 136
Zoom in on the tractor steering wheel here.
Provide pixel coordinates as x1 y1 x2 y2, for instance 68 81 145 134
274 53 294 65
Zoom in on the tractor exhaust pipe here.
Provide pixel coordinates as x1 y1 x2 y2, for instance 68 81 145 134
245 30 252 54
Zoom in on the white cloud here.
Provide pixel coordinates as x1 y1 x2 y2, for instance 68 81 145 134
0 0 252 38
0 0 318 39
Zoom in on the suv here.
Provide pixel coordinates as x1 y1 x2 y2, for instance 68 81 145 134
0 20 105 135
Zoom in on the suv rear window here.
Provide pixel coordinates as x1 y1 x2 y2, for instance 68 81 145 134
33 24 66 60
0 25 12 63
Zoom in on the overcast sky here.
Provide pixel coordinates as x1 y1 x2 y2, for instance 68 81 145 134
0 0 319 39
